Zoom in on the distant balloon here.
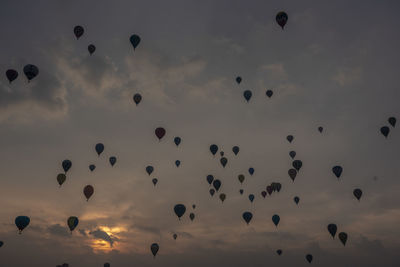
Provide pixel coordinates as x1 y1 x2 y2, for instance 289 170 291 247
220 151 224 157
388 117 396 127
288 168 297 181
129 34 141 50
220 157 228 168
332 166 343 179
306 254 313 263
57 173 66 187
232 146 240 155
327 224 337 239
292 160 303 171
243 90 252 102
88 44 96 55
89 164 96 172
23 64 39 82
294 196 300 205
353 188 362 201
238 174 245 184
276 183 282 192
150 243 159 257
213 179 221 191
74 26 84 39
83 185 94 201
272 214 280 227
209 188 215 196
109 156 117 166
104 263 110 267
62 160 72 173
219 193 226 203
146 166 154 175
6 69 18 83
174 137 181 146
133 93 142 105
261 191 267 198
289 151 296 159
155 127 166 140
95 143 104 156
380 126 390 138
286 135 294 143
318 126 323 133
239 189 244 195
266 186 273 195
236 76 242 84
248 194 255 203
248 167 254 176
210 144 218 156
15 216 30 234
0 241 3 247
67 216 79 233
175 160 181 167
152 178 158 186
173 233 177 240
276 11 288 29
276 249 282 256
266 90 273 98
242 211 253 225
206 175 214 185
338 232 348 246
174 204 186 220
189 213 195 221
192 204 196 209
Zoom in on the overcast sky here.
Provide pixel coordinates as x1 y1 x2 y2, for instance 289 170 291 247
0 0 400 266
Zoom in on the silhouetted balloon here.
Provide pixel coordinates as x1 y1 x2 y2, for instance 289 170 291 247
133 93 142 105
261 191 267 198
266 90 273 98
294 196 300 205
380 126 389 138
192 204 196 209
327 224 337 239
248 167 254 175
266 186 273 195
174 137 181 146
236 76 242 84
109 157 116 166
306 254 313 263
95 143 104 156
289 151 296 159
23 64 39 81
219 193 226 203
388 117 396 127
292 160 302 171
104 263 110 267
62 160 72 173
276 11 288 29
155 127 166 140
318 126 323 133
213 179 221 191
83 185 94 201
74 26 84 39
220 151 224 157
173 233 177 240
175 160 181 167
220 157 228 168
130 34 141 50
276 249 282 255
57 173 66 187
238 174 245 184
239 189 244 195
189 213 195 221
67 216 79 233
288 168 297 181
209 188 215 196
210 144 218 156
146 166 154 175
232 146 240 155
242 211 253 225
150 243 159 257
276 183 282 192
338 232 348 246
0 241 3 247
89 164 96 172
6 69 18 83
243 90 252 102
332 166 343 179
248 194 255 203
174 204 186 220
353 188 362 201
88 44 96 55
272 214 280 227
152 178 158 186
206 175 214 185
15 216 30 234
286 135 294 143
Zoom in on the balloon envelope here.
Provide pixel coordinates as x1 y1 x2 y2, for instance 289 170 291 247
248 194 255 203
266 90 273 98
150 243 159 257
175 160 181 167
133 93 142 105
286 135 294 143
6 69 18 83
243 90 252 102
272 214 280 226
289 151 296 159
209 188 215 196
130 34 141 50
220 157 228 168
327 224 337 239
174 204 186 219
57 173 66 186
318 126 323 133
15 216 30 233
152 178 158 186
294 196 300 205
306 254 313 263
146 166 154 175
74 26 84 39
288 169 297 181
353 188 362 201
339 232 348 246
174 137 181 146
248 167 254 175
232 146 240 155
238 174 245 184
95 143 104 156
206 175 214 185
380 126 390 138
88 44 96 55
388 117 396 127
210 144 218 155
83 185 94 201
189 213 195 221
332 166 343 179
276 11 288 29
236 76 242 84
89 164 96 171
67 216 79 232
62 160 72 173
219 193 226 202
292 160 303 171
155 127 166 140
109 156 117 166
23 64 39 81
213 179 221 191
276 249 282 255
242 211 253 225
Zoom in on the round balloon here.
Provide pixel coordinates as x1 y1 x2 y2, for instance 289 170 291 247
130 34 141 50
74 26 84 39
174 204 186 220
6 69 18 83
23 64 39 82
15 216 30 234
83 185 94 201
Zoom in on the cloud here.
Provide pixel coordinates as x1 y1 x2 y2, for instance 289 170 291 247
89 229 115 247
332 66 362 86
47 224 70 237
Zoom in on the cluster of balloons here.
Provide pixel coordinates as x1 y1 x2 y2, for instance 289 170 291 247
380 117 396 138
327 224 348 246
5 64 39 83
74 25 97 55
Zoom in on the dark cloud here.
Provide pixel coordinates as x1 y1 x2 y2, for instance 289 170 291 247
89 229 114 247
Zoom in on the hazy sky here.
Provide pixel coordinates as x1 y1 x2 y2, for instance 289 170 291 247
1 0 400 266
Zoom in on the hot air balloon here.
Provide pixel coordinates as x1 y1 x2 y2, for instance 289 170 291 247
175 160 181 167
0 241 3 247
261 191 267 198
248 167 254 176
88 44 96 55
23 64 39 82
272 214 280 227
266 90 273 98
276 183 282 192
189 213 195 221
133 93 142 105
130 34 141 50
62 160 72 173
95 143 104 156
174 137 181 146
289 151 296 159
83 185 94 201
248 194 255 203
155 127 166 140
219 193 226 203
294 196 300 205
239 189 244 195
173 233 177 240
286 135 294 143
209 188 215 196
210 144 218 156
152 178 158 186
67 216 79 233
332 166 343 179
292 160 303 171
206 175 214 185
242 211 253 225
74 26 84 39
232 146 240 155
243 90 252 102
276 11 288 29
318 126 323 133
306 254 313 263
150 243 159 257
380 126 389 138
57 173 66 187
6 69 18 83
192 204 196 209
276 249 282 255
220 157 228 168
146 166 154 175
288 168 297 181
236 76 242 84
266 186 273 195
15 216 30 234
109 156 117 167
353 188 362 201
104 263 110 267
388 117 396 127
327 224 337 239
238 174 245 184
338 232 348 246
213 179 221 191
89 164 96 172
220 151 224 157
174 204 186 220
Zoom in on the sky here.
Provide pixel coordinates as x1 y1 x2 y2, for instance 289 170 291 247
0 0 400 266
